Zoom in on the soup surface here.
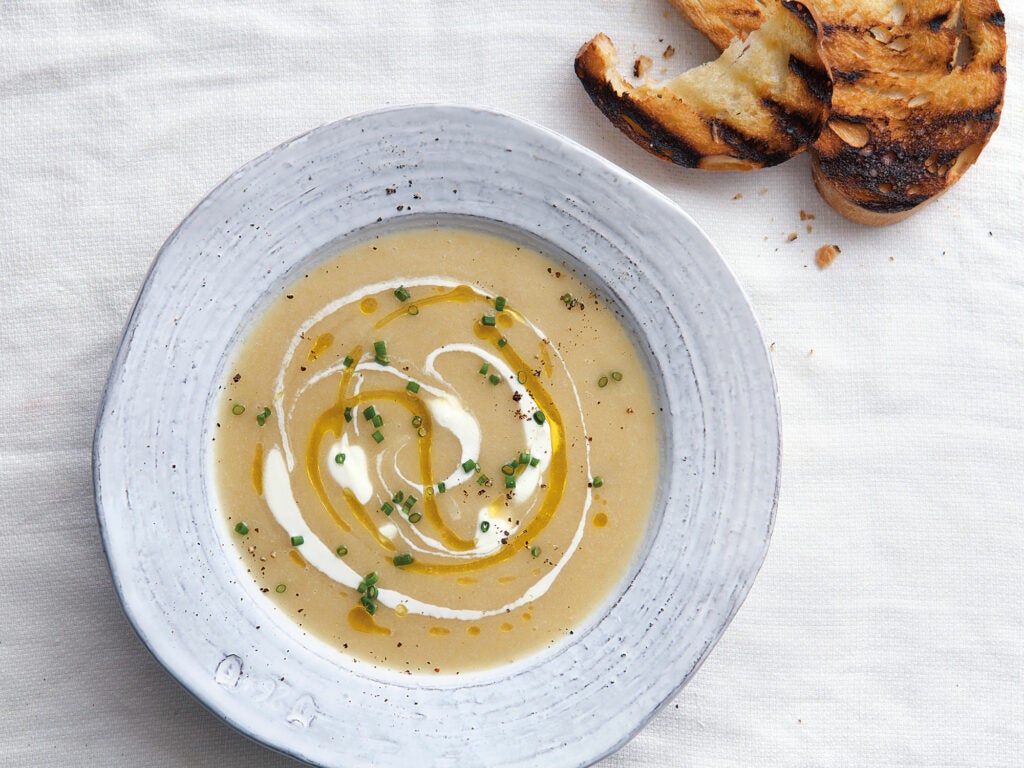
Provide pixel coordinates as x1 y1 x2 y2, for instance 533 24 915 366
212 226 660 673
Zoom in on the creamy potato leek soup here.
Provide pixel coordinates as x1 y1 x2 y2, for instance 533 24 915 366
213 226 660 673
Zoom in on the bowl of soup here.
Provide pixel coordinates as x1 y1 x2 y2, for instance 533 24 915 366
94 105 780 767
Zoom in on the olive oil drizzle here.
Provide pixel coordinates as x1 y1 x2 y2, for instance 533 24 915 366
294 288 571 576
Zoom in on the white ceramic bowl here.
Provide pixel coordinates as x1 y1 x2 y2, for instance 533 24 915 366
94 105 780 767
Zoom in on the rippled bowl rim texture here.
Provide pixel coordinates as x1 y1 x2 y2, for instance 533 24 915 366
94 105 780 768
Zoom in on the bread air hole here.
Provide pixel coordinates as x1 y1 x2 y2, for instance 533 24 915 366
952 31 976 69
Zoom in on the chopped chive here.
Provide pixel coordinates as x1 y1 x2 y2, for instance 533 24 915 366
481 315 496 327
365 584 379 600
519 452 531 465
393 553 414 567
336 545 348 557
417 427 427 438
489 374 500 386
334 453 346 465
437 482 446 494
479 362 490 375
408 512 422 523
343 355 354 368
611 371 623 382
372 414 384 428
372 430 384 443
373 340 387 358
344 406 353 422
497 337 507 347
361 597 377 615
592 476 604 488
406 380 420 394
256 406 271 426
381 502 394 516
364 572 379 586
462 459 477 473
231 403 246 415
275 584 287 593
533 411 546 425
392 490 404 503
412 415 423 427
517 371 526 384
402 495 418 510
530 546 541 558
234 521 249 535
363 405 376 421
505 475 516 489
477 474 490 485
375 356 388 366
529 456 540 467
480 521 490 533
598 376 609 388
495 296 507 312
394 286 410 302
290 535 304 546
501 463 516 476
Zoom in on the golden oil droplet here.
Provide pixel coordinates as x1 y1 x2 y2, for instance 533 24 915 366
347 606 391 635
289 550 308 567
497 575 517 584
308 332 334 361
522 613 532 622
251 442 264 496
467 625 481 636
497 313 514 329
457 576 477 586
395 604 408 617
500 622 513 632
429 626 450 637
592 512 608 528
360 296 378 314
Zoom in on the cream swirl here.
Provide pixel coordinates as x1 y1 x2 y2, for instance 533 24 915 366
260 278 591 620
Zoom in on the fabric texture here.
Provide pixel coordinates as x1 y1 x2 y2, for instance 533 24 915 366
1 2 1021 765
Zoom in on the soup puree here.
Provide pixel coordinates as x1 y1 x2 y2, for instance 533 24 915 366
213 227 660 673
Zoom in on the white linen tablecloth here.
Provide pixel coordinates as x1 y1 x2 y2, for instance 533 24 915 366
2 2 1021 765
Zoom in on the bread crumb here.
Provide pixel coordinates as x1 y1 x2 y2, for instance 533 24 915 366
806 224 813 233
633 55 653 78
663 45 676 59
769 342 776 352
760 187 768 194
815 244 841 269
799 210 816 221
733 192 743 200
787 233 798 242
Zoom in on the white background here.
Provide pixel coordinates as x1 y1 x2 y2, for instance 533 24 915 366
2 2 1021 765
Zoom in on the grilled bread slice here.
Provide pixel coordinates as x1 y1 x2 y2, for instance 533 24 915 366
666 0 1007 224
575 1 830 171
811 0 1007 224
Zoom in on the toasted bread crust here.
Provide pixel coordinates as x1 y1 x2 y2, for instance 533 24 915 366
667 0 777 50
574 2 830 171
811 0 1006 224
